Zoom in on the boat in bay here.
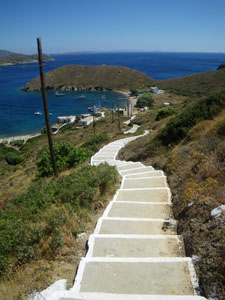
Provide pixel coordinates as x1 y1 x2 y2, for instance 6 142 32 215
55 91 65 97
78 95 85 99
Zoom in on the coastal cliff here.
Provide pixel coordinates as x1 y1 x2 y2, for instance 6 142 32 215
0 50 54 66
22 64 155 92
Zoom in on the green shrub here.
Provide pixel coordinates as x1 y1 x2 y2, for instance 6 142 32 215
0 143 24 165
155 108 177 121
82 132 110 152
37 142 93 177
158 91 225 145
136 95 154 108
10 140 24 148
5 152 24 165
130 88 138 96
0 163 118 276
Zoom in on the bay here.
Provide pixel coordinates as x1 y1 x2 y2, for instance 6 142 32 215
0 51 225 138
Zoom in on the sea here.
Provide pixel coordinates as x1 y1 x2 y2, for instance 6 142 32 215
1 51 225 138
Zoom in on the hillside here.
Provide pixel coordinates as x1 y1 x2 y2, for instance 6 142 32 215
1 63 225 299
0 52 54 66
0 111 135 299
118 90 225 299
157 68 225 97
22 65 155 92
0 50 15 58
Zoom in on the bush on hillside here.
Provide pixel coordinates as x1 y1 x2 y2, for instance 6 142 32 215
158 91 225 145
130 88 138 96
0 143 24 165
5 152 24 165
0 164 118 276
136 95 154 108
10 140 24 148
155 108 177 121
82 132 110 152
37 142 93 177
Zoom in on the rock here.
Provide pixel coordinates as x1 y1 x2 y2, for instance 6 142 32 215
217 61 225 70
211 205 225 218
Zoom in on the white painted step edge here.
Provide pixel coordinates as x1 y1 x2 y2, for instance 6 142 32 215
61 294 207 300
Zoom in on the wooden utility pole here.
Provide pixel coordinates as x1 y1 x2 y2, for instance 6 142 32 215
116 98 121 132
111 99 114 123
127 99 129 117
37 37 58 177
92 98 96 135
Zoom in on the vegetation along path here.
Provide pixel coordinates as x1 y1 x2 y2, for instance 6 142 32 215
36 131 207 300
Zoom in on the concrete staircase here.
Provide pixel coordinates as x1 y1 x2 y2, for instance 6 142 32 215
61 132 207 300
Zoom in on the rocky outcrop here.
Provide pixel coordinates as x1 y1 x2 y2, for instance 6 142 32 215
217 61 225 70
21 65 155 92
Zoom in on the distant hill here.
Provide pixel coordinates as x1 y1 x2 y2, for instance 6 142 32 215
22 64 155 92
157 68 225 97
0 51 54 66
0 50 15 58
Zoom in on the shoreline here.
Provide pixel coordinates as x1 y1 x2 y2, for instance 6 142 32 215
0 133 41 144
0 91 131 143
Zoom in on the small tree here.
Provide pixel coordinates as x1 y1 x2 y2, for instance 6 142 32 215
136 96 154 108
130 88 138 96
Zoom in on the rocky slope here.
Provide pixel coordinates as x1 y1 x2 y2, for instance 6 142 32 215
22 65 155 92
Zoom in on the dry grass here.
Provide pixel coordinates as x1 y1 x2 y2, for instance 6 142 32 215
24 65 155 91
157 68 225 96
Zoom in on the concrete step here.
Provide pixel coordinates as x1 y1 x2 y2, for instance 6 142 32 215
114 188 171 203
62 295 207 300
104 202 172 219
92 155 116 161
117 162 144 171
106 161 132 166
87 234 185 258
125 170 164 178
121 177 168 189
72 257 198 296
94 218 177 235
120 166 154 176
92 160 132 166
98 150 119 154
61 295 207 300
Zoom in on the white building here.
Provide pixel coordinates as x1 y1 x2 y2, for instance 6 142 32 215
78 116 93 127
57 115 76 124
150 87 165 95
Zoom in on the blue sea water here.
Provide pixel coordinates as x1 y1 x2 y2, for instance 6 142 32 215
0 51 225 138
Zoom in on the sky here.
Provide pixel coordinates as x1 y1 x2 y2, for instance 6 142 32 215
1 0 225 54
